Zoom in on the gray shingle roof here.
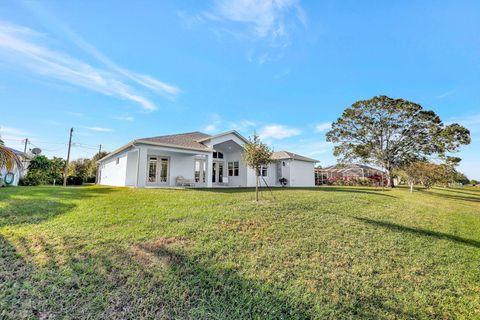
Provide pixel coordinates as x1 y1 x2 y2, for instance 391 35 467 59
137 131 212 150
271 151 318 162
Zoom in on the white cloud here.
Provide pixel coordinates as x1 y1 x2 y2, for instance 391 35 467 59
0 21 180 111
204 124 218 133
229 120 256 132
181 0 307 64
114 116 135 121
437 89 456 99
314 122 331 132
84 126 113 132
210 0 306 40
259 124 301 140
69 112 84 117
0 126 29 137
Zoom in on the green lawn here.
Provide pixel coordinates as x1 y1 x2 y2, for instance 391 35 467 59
1 185 479 319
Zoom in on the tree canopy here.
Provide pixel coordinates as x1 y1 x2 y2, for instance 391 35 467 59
326 96 471 187
242 134 273 201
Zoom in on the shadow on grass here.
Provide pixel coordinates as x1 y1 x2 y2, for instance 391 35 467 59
136 242 315 319
191 186 395 198
419 188 480 203
0 186 117 227
315 187 395 198
353 216 480 249
0 233 315 318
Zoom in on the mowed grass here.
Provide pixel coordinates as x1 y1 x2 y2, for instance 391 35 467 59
1 185 479 319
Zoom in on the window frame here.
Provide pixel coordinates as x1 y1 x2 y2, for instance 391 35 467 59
228 161 239 177
256 165 268 177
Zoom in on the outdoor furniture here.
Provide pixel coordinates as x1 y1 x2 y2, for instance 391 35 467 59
176 176 195 187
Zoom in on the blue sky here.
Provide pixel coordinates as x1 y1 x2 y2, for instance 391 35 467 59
1 0 479 179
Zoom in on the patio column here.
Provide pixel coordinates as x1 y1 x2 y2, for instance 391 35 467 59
136 146 148 188
206 153 213 187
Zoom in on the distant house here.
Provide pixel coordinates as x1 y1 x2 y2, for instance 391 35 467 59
97 131 318 188
0 147 27 186
315 164 384 185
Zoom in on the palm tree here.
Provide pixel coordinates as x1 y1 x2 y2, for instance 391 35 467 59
0 137 23 172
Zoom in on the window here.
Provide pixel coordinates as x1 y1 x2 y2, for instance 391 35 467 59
159 158 168 182
194 159 206 183
213 152 223 159
228 161 239 176
148 157 157 182
282 161 285 166
116 157 120 165
256 165 268 177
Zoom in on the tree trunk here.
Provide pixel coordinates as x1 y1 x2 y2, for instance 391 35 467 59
386 167 395 188
409 181 413 193
255 174 259 202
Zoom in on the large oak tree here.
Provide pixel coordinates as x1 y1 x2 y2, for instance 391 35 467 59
326 96 470 187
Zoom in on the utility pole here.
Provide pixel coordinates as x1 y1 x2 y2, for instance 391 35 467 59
21 138 29 170
98 144 102 153
63 128 73 187
23 138 29 154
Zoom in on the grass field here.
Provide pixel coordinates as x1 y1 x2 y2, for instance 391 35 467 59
1 185 479 319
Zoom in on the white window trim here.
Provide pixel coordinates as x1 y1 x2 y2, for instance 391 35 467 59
146 155 170 185
228 161 239 177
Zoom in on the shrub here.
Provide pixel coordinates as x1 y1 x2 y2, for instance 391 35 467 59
19 172 43 186
67 175 84 186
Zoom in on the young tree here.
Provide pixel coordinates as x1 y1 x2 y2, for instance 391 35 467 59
49 157 66 185
399 161 439 192
242 134 273 201
326 96 470 187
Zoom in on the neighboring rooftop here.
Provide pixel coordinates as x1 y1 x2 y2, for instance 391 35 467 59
271 151 318 163
137 131 212 151
317 164 384 173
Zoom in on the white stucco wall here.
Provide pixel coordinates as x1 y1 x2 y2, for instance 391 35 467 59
1 164 22 186
289 160 315 187
125 150 139 187
99 149 129 186
224 150 247 187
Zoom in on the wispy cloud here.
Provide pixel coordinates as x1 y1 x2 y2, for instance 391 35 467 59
0 126 29 141
208 0 306 39
259 124 301 140
0 21 180 111
437 89 456 99
204 124 218 133
69 112 84 117
181 0 307 63
229 120 256 132
83 126 113 132
447 113 480 133
114 116 135 121
314 122 331 132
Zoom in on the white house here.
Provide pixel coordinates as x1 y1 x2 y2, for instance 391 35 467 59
0 147 27 186
97 131 318 188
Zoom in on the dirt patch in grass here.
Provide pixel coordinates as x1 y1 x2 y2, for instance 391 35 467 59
131 236 194 267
